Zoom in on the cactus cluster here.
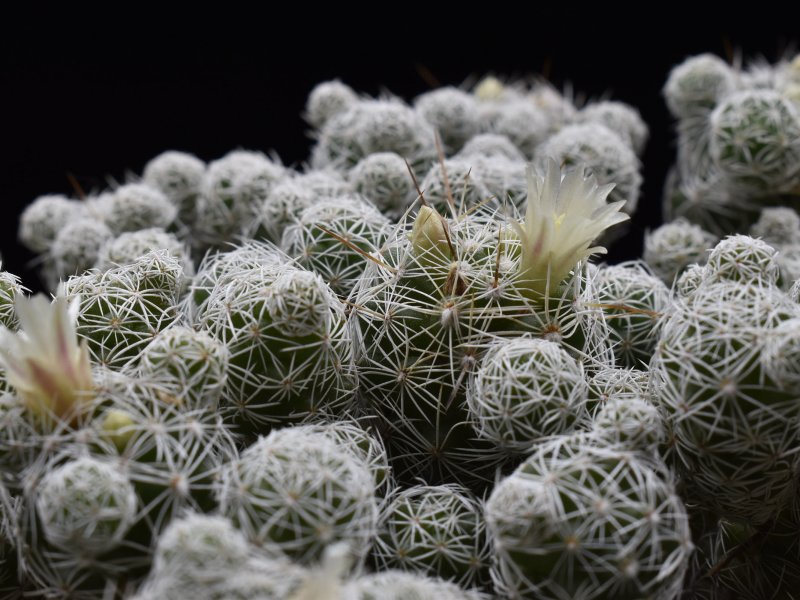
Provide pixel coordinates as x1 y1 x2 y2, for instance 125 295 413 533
663 52 800 237
3 52 800 599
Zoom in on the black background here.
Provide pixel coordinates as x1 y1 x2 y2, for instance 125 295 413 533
2 16 795 292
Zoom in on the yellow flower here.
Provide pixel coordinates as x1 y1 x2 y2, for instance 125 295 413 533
0 294 94 424
513 159 628 294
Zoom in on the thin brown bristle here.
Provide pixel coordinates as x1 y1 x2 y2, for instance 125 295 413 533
456 194 496 222
541 56 553 81
493 224 503 288
588 302 661 319
405 159 429 207
723 37 734 65
66 172 86 200
415 63 441 89
434 132 457 217
341 298 384 319
316 225 398 273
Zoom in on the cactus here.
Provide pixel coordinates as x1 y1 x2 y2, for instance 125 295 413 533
457 133 525 162
138 550 306 600
311 98 435 175
138 325 229 411
586 366 651 416
594 261 670 369
280 194 390 297
578 100 649 157
49 217 114 285
749 206 800 246
309 418 393 500
194 150 288 251
215 426 377 565
372 484 491 589
184 238 285 319
591 395 666 455
414 87 481 154
196 258 356 430
651 280 800 524
95 227 193 275
59 251 183 370
151 513 253 580
0 269 26 331
102 183 178 235
643 218 717 285
35 455 137 556
466 154 528 209
19 194 84 254
485 434 692 600
663 53 736 119
420 158 492 214
349 152 419 220
485 99 549 159
662 53 800 240
704 234 780 286
467 337 588 453
709 89 800 193
529 82 578 129
86 378 237 558
351 161 623 490
305 80 359 129
141 150 205 227
673 263 706 297
9 65 768 598
662 168 766 238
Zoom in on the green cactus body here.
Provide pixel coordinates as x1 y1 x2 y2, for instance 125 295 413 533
372 484 491 590
311 99 436 176
185 240 285 320
486 435 692 600
138 325 229 411
663 53 736 119
194 150 287 252
215 426 377 565
467 336 588 453
643 217 716 285
586 366 651 417
652 281 800 523
35 456 137 557
142 151 206 229
281 195 390 297
59 251 183 370
595 261 670 369
704 234 781 286
349 152 420 221
0 270 25 331
309 418 393 500
351 207 613 490
197 260 356 431
87 376 237 560
710 89 800 193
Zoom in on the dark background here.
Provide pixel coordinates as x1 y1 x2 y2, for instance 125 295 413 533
2 17 795 292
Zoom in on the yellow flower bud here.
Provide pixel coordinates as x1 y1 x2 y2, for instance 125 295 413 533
410 205 451 261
